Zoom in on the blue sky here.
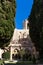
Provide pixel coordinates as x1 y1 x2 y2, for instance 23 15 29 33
15 0 33 29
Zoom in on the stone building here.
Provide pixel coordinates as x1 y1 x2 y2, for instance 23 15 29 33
9 19 34 60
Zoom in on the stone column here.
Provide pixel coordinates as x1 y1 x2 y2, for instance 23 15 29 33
0 49 4 60
10 46 12 61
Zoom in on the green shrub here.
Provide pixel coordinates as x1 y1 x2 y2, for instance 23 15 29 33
2 51 10 60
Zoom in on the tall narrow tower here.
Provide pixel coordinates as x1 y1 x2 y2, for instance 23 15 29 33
23 19 29 30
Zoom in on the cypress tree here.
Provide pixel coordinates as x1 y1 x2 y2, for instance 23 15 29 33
0 0 16 48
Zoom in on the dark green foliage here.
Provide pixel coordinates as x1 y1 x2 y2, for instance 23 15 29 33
28 0 43 59
29 0 43 49
0 0 16 47
2 51 10 60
